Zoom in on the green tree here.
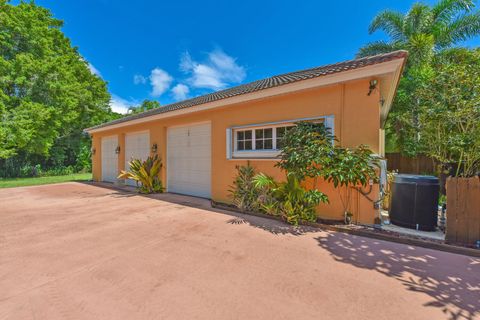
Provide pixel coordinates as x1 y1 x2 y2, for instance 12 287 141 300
417 48 480 177
358 0 480 155
0 1 118 175
359 0 480 64
128 100 161 114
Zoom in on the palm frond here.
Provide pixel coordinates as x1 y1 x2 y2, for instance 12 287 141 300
252 173 276 189
357 41 399 58
404 3 434 36
442 12 480 46
432 0 474 23
369 10 406 42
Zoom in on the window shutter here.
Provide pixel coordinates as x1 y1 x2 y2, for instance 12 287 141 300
226 128 232 159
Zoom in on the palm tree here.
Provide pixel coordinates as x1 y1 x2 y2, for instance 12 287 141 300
358 0 480 65
358 0 480 157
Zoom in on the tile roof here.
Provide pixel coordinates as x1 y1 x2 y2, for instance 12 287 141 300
87 50 407 131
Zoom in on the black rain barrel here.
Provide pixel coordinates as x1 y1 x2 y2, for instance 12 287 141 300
389 174 439 231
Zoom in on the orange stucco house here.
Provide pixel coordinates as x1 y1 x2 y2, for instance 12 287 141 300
85 51 407 224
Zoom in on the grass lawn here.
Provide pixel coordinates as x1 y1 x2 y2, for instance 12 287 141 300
0 173 92 188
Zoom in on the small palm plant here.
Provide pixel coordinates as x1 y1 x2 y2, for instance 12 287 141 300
253 172 328 225
118 155 163 194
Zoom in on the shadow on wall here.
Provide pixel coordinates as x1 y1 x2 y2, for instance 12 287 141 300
315 232 480 320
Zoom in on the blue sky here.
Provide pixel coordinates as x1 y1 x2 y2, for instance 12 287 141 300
32 0 480 113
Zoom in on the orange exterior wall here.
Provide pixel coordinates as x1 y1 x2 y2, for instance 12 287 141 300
91 79 382 224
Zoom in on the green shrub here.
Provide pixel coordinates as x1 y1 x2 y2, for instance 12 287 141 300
229 164 259 212
76 144 92 172
253 172 328 225
118 155 163 194
42 166 75 176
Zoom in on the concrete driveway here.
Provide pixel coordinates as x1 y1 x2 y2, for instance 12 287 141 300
0 182 478 320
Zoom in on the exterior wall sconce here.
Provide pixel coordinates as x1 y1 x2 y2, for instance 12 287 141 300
91 147 96 155
368 79 378 96
115 146 121 154
151 143 158 154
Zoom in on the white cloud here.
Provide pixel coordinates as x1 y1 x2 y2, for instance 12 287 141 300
180 49 246 90
110 94 137 114
171 83 190 101
149 68 173 97
133 74 147 85
88 63 102 77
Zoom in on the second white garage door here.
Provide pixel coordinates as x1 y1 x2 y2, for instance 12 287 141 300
167 122 211 198
125 131 150 186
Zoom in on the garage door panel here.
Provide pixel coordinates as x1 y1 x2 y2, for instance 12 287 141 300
101 136 119 183
125 132 150 186
167 123 211 198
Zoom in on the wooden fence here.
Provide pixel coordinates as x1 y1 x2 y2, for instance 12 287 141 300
385 153 437 175
446 177 480 247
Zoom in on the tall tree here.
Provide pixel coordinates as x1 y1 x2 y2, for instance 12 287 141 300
358 0 480 155
0 1 117 171
359 0 480 64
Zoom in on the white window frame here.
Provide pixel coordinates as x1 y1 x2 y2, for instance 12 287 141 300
228 115 334 159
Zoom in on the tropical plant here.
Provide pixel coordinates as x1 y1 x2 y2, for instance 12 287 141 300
118 155 164 194
277 121 379 223
358 0 480 63
276 121 335 182
323 145 380 220
358 0 480 156
253 172 328 225
229 164 259 211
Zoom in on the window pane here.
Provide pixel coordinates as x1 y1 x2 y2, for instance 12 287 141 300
256 140 264 150
237 131 244 140
237 141 244 151
276 127 285 138
276 139 283 149
255 129 263 139
264 128 272 138
244 140 252 150
244 130 252 139
264 139 273 149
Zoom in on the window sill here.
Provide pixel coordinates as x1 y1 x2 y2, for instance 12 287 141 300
233 150 280 159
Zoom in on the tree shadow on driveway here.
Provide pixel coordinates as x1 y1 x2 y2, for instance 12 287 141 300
316 232 480 320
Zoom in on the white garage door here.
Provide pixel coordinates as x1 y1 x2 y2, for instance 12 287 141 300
167 122 211 198
125 131 150 186
101 135 118 183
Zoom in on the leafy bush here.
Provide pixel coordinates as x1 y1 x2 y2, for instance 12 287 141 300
229 164 260 212
76 144 92 172
118 155 163 194
323 145 379 217
20 164 42 177
276 121 335 181
253 172 328 225
43 166 75 176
